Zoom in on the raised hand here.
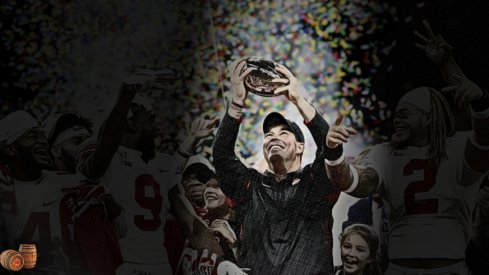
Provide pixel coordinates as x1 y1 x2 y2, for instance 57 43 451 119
414 20 453 65
228 58 254 105
189 115 220 140
272 64 302 104
123 69 174 93
326 115 358 149
441 73 484 107
210 219 237 244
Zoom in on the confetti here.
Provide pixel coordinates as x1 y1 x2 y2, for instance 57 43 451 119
0 0 397 159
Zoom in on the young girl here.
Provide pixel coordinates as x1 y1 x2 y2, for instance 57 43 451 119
337 224 381 275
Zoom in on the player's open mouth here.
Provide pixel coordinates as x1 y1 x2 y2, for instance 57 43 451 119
393 121 408 132
205 192 218 202
33 147 48 155
33 147 51 162
191 191 204 201
394 125 408 136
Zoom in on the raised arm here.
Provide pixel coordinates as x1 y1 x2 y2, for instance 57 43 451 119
272 63 346 166
78 83 137 180
415 21 489 173
213 58 256 201
174 116 219 173
168 185 226 255
324 115 379 198
272 63 316 122
444 75 489 173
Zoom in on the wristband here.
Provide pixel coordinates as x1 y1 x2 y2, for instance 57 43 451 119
177 147 194 158
344 165 359 193
469 134 489 150
324 145 344 162
471 89 489 115
231 101 246 109
230 103 243 111
324 152 345 166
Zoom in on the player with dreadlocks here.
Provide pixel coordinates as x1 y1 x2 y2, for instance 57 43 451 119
388 86 455 173
324 21 489 274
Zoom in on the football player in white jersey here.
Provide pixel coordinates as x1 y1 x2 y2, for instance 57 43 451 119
45 113 93 175
0 110 71 275
324 22 489 274
45 112 125 275
76 70 218 275
465 172 489 274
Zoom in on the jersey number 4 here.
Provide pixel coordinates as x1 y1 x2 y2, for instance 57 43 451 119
18 212 51 245
134 174 163 231
403 159 438 215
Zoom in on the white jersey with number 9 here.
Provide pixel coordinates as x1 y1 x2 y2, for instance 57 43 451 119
100 146 180 268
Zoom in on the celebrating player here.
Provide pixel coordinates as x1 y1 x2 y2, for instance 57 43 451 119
45 112 124 275
76 69 218 275
324 22 489 274
0 111 70 275
466 173 489 275
212 58 344 274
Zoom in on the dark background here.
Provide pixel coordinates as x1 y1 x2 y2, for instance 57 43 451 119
1 0 488 273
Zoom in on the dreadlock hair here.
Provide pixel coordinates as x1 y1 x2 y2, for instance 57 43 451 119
389 87 455 173
426 88 455 172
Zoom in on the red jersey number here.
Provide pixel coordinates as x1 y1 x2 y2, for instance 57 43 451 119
403 159 438 215
134 174 162 231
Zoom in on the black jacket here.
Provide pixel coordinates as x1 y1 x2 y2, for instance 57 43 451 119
213 111 342 275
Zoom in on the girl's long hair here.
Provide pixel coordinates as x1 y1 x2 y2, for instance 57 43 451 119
340 223 382 275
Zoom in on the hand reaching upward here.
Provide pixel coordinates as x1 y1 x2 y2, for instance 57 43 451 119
414 20 453 65
326 114 358 149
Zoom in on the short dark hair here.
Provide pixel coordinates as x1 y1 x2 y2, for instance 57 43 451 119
263 112 305 143
182 163 216 184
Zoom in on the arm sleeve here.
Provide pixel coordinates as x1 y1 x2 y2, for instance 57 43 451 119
306 111 343 173
212 112 254 203
304 112 342 205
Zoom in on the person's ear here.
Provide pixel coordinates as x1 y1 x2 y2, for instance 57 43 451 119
127 119 140 133
51 146 61 159
4 145 16 157
296 142 305 155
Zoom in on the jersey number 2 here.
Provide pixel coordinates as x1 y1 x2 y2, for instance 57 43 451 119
403 159 438 215
134 174 163 231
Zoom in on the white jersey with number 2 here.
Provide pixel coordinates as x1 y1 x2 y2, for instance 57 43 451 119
360 131 482 259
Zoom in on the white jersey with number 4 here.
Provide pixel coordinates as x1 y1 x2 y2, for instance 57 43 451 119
0 167 79 273
100 146 180 267
361 131 483 259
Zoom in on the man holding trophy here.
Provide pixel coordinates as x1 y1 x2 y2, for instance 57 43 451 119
213 57 350 274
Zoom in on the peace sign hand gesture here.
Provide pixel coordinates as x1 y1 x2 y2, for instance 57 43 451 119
414 20 453 65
